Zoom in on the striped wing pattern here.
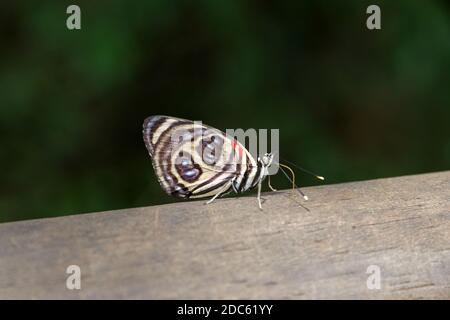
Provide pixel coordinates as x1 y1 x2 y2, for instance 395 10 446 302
143 115 261 199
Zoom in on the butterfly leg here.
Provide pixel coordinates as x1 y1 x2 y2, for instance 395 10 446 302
205 181 233 205
268 175 277 192
257 180 263 210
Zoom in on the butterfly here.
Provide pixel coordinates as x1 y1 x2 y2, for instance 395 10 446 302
142 115 277 209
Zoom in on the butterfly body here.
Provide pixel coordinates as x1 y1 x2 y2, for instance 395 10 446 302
143 115 274 208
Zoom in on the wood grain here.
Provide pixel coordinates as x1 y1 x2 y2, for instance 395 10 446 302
0 171 449 299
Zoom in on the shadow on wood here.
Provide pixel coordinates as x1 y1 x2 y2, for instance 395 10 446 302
0 171 449 299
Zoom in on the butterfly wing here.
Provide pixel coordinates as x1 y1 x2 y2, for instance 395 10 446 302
143 115 257 199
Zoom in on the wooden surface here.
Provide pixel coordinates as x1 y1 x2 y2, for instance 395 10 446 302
0 171 449 299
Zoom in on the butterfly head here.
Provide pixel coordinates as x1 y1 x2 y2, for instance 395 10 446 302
260 153 274 167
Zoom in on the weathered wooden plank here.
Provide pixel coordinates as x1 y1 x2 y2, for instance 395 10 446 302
0 171 449 299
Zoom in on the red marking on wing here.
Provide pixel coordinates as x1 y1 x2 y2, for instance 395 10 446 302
231 139 244 158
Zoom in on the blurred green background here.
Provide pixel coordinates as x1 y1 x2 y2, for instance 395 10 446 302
1 1 449 223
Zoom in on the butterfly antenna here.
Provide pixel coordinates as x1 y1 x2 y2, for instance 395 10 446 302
279 157 325 181
278 163 309 201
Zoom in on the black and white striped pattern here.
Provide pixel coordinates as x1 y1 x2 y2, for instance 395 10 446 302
143 115 266 201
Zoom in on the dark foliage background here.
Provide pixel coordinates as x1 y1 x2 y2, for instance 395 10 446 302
1 1 449 222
